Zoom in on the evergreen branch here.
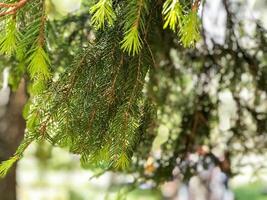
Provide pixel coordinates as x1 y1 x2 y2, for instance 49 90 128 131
192 0 201 12
114 152 130 170
26 0 50 94
121 25 142 56
162 0 183 32
0 0 28 17
104 55 124 105
27 46 50 80
0 135 34 178
179 9 200 47
109 55 148 170
27 49 92 146
90 0 116 29
0 0 27 8
0 18 21 56
23 27 153 172
127 55 142 107
120 0 149 55
0 156 19 178
162 0 201 47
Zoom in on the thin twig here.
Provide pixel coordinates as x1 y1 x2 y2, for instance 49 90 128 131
0 0 28 17
192 0 201 11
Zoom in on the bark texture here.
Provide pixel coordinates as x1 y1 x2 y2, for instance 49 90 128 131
0 80 27 200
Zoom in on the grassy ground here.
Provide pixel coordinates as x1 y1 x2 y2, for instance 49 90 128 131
234 182 267 200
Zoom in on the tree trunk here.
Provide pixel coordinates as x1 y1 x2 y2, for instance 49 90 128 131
0 80 27 200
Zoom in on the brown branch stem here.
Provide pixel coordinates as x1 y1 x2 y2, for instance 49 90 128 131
0 0 28 17
192 0 201 12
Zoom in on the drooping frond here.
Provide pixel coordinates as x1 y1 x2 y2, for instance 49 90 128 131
0 0 204 179
0 18 21 56
90 0 116 29
0 156 19 178
120 0 150 55
162 0 201 47
0 133 34 178
179 10 200 47
27 46 50 80
162 0 183 32
0 0 50 93
20 27 153 172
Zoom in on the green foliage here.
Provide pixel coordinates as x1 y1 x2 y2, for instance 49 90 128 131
120 0 150 55
90 0 116 29
0 134 35 178
0 134 37 178
114 152 130 170
0 0 202 180
88 0 201 55
0 156 19 178
121 25 143 56
28 46 50 80
17 27 153 173
27 43 51 95
179 10 200 47
162 0 183 31
0 18 21 56
162 0 201 47
108 104 141 169
0 0 50 92
30 78 47 95
1 0 267 193
234 182 267 200
0 0 51 177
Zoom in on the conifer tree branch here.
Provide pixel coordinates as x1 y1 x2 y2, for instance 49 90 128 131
38 0 46 45
192 0 201 11
121 0 149 55
27 0 51 94
0 0 27 8
162 0 183 31
90 0 116 29
0 0 28 17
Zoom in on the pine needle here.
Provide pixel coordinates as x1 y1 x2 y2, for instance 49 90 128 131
0 18 20 56
162 0 183 32
90 0 116 29
120 0 149 55
27 46 51 80
179 10 200 47
114 152 130 170
0 156 19 178
121 26 143 56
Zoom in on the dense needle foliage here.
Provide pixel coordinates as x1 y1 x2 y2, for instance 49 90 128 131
0 0 267 190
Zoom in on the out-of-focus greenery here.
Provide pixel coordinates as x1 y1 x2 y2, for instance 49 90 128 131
234 182 267 200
